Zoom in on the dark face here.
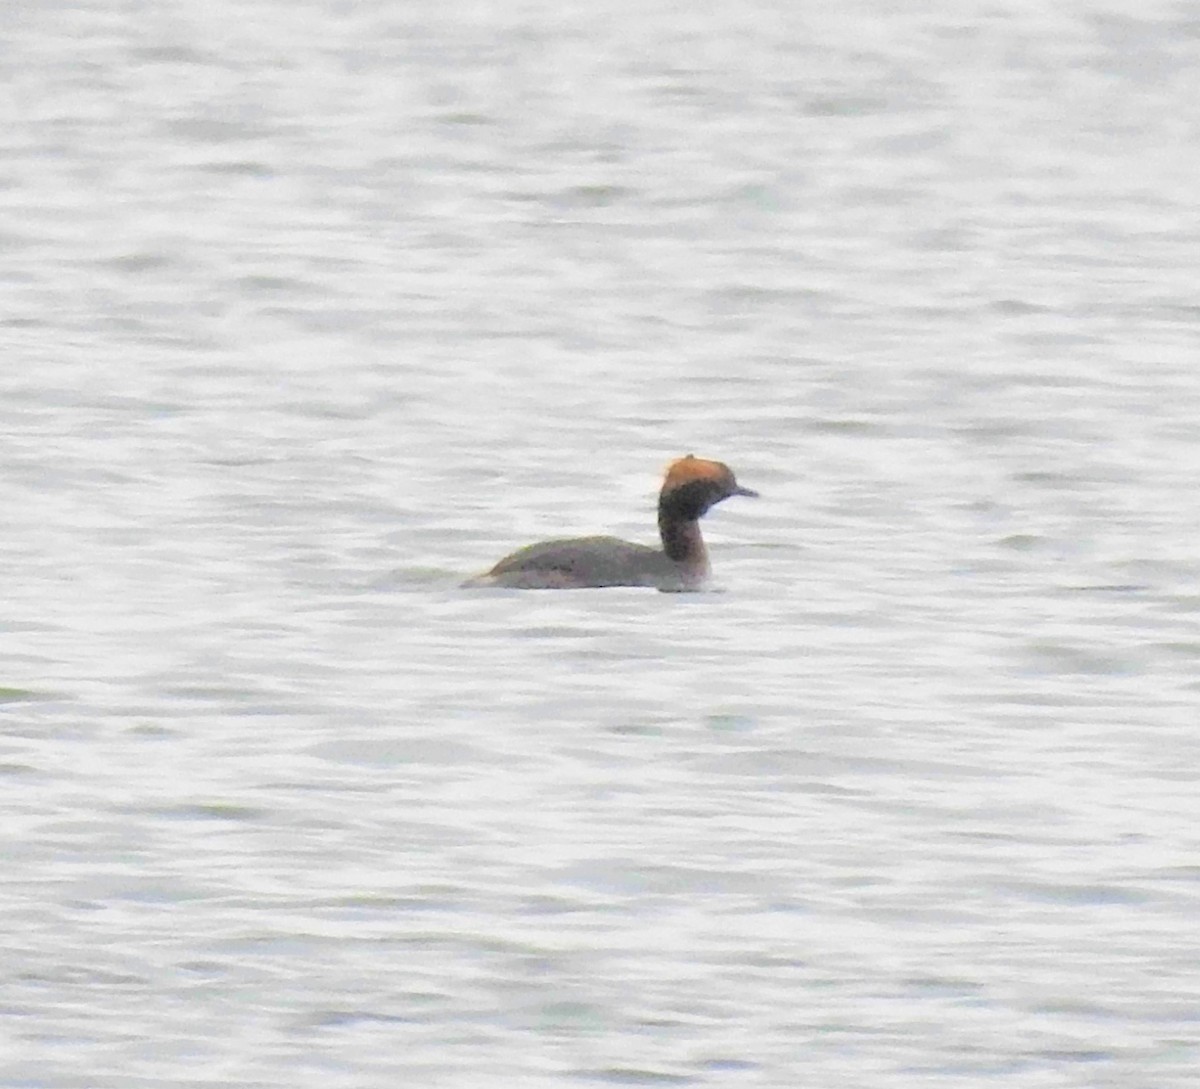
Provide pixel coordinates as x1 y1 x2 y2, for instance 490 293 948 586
659 470 758 521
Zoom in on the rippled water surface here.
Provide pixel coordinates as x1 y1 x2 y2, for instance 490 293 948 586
3 2 1199 1085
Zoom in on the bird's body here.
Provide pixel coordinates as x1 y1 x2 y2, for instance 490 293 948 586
462 455 756 591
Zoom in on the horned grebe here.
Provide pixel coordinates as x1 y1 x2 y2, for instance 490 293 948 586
462 455 757 591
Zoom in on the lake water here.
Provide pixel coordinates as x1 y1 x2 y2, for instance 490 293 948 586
2 2 1199 1085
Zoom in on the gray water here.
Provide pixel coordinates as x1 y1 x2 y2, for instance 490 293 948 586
3 2 1199 1085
